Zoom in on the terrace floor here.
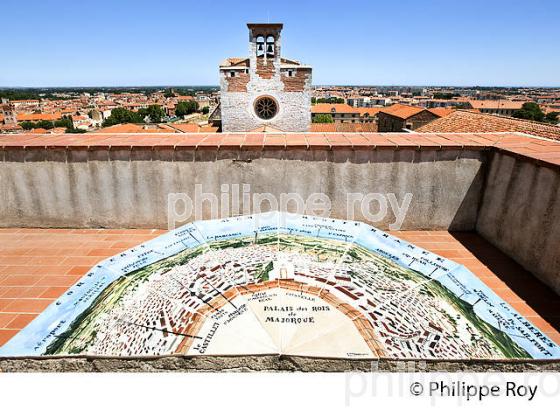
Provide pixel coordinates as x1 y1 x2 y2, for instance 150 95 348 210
0 228 559 348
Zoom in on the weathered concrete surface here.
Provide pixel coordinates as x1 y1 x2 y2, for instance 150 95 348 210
0 147 485 231
477 151 560 294
1 356 559 372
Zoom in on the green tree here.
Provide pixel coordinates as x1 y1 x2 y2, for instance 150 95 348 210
313 114 334 123
315 97 344 104
433 93 460 99
164 89 175 98
139 105 165 123
545 112 559 124
54 116 74 129
513 102 545 122
102 108 144 127
175 101 198 117
20 121 34 130
311 97 317 105
36 120 54 129
201 106 209 115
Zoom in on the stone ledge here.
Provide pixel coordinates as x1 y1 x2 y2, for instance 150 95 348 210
0 133 560 168
1 132 559 168
1 355 559 372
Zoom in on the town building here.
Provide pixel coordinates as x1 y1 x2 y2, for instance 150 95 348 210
219 23 312 132
309 122 378 132
311 103 360 123
416 109 560 141
0 100 17 125
9 99 40 111
347 95 391 107
466 100 524 116
377 104 440 132
311 104 383 125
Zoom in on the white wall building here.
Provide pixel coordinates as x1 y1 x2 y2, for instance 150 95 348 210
219 23 312 132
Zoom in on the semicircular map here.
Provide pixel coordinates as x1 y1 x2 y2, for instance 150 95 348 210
1 212 559 360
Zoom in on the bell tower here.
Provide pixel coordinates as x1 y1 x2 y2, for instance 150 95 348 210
219 23 312 132
248 23 283 80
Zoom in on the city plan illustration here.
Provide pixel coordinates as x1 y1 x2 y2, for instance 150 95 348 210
1 212 558 360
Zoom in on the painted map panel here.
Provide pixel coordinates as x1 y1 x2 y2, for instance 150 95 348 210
1 212 558 359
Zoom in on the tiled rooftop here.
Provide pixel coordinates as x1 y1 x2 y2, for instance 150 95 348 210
309 122 378 132
2 132 560 167
92 123 217 133
0 228 558 348
311 103 359 114
417 110 560 141
377 103 425 119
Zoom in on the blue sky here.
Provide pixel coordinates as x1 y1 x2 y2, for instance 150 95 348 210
1 0 559 87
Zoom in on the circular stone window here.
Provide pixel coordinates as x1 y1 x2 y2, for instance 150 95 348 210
254 96 278 120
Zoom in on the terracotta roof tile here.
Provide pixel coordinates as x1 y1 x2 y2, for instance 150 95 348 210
94 123 175 133
165 123 201 133
468 100 524 110
243 134 265 147
428 107 454 117
264 134 286 148
220 134 245 147
16 112 63 122
416 110 560 141
356 107 383 117
311 103 359 114
309 122 377 133
1 132 560 168
309 123 337 132
379 104 425 119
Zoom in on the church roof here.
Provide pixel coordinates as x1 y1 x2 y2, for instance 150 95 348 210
219 57 305 69
220 57 250 67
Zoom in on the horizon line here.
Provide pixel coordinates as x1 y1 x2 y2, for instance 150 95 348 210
2 84 560 89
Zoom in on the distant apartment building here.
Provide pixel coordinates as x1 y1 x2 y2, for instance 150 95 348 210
312 103 359 123
467 100 524 116
311 104 381 124
346 96 367 108
0 100 17 125
422 99 468 108
10 99 40 111
219 23 312 132
347 96 391 107
72 115 94 130
195 95 210 109
165 103 176 117
535 95 559 104
377 104 439 132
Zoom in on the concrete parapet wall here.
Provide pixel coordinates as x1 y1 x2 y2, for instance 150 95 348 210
0 147 484 231
477 151 560 294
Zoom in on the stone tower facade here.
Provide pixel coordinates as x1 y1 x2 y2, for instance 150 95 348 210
219 23 312 132
0 99 17 125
